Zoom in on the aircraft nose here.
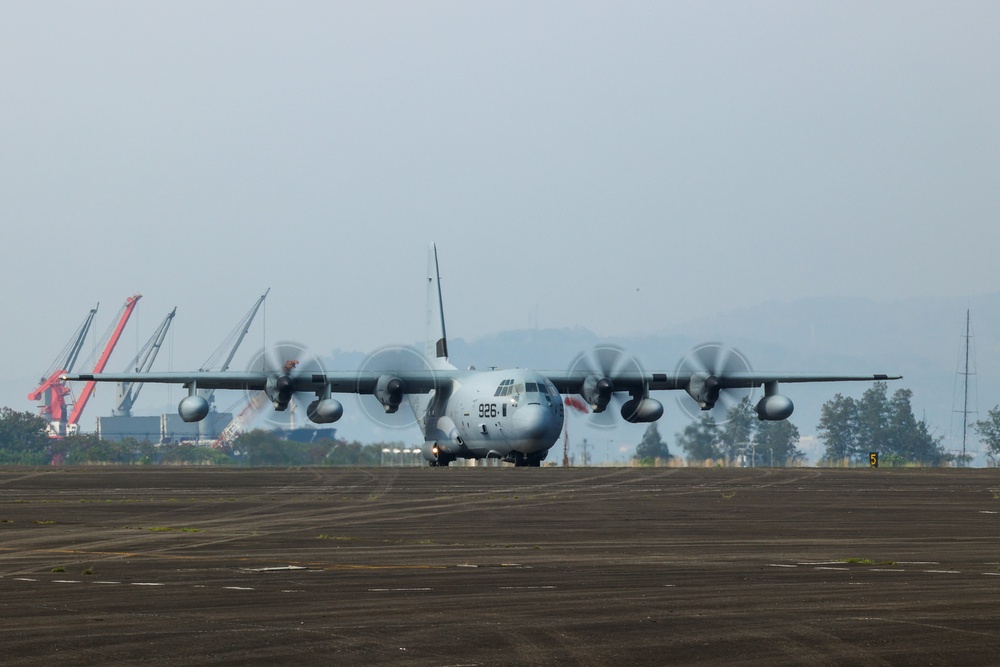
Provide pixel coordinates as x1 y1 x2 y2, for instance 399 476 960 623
513 404 551 440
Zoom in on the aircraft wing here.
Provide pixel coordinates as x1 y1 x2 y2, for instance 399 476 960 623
62 370 454 394
543 369 901 420
62 368 461 425
542 371 901 393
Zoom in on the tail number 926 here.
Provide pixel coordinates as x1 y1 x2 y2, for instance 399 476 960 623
478 403 498 418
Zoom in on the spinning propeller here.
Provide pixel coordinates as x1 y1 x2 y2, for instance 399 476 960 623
356 345 433 429
244 341 327 428
567 344 645 428
675 342 755 424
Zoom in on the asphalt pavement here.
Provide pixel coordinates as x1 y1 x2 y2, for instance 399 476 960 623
1 466 997 666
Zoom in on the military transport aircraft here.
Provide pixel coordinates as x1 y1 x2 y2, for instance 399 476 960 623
64 244 900 467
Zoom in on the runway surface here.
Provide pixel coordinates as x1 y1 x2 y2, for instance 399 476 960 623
0 466 997 666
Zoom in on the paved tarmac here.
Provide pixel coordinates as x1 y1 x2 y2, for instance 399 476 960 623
0 466 997 666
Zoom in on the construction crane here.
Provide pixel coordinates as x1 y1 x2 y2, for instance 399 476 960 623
63 294 142 436
199 290 268 379
213 390 270 449
28 305 99 436
213 359 297 449
196 290 269 440
112 307 177 417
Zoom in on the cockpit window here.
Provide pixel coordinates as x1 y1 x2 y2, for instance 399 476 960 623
495 378 515 396
525 382 539 393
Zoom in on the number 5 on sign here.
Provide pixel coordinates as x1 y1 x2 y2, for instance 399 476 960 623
870 452 878 468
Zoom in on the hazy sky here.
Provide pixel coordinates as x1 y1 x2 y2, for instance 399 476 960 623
4 2 999 420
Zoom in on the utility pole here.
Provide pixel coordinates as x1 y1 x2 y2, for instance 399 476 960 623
960 310 973 466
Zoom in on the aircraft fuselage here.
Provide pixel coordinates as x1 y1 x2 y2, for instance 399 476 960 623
417 369 565 466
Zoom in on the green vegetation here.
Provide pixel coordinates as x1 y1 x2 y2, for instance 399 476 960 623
633 422 671 465
675 413 721 463
675 398 804 466
669 383 965 468
0 408 52 465
974 407 1000 462
0 408 408 467
818 383 952 466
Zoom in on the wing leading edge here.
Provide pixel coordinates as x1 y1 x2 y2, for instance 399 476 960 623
543 371 900 393
64 369 900 399
62 370 458 394
542 370 901 421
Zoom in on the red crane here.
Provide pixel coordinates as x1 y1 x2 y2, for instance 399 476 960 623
65 294 141 435
30 295 141 437
28 306 98 436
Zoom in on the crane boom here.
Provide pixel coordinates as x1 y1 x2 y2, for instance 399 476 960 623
213 390 269 448
62 306 99 374
197 289 269 408
196 290 269 441
203 289 269 374
66 294 141 434
113 306 176 417
28 305 99 436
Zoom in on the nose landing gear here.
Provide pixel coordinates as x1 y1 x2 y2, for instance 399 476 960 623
429 444 455 467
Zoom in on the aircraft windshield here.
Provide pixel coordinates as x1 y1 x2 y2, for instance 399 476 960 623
495 378 558 397
494 379 515 397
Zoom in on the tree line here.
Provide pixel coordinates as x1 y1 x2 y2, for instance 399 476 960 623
636 382 994 467
665 397 804 466
0 407 404 466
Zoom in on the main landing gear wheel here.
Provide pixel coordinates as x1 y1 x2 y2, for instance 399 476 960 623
512 452 542 467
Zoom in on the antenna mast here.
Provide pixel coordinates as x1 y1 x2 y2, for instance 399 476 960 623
961 310 971 465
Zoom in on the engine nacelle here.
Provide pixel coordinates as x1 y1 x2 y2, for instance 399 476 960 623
307 398 343 424
265 373 295 411
374 375 405 413
582 375 614 412
755 394 794 421
178 395 210 423
620 397 664 423
685 373 722 410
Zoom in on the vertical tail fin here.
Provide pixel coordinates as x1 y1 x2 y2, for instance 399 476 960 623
425 243 452 369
